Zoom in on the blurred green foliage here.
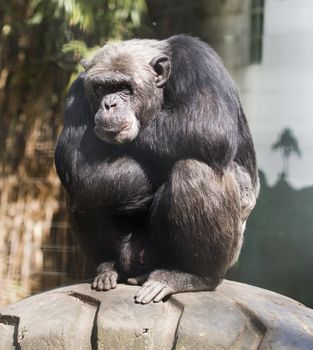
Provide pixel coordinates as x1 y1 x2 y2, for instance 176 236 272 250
0 0 149 76
0 0 150 167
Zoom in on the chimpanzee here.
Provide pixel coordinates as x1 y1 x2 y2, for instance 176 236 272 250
55 35 259 304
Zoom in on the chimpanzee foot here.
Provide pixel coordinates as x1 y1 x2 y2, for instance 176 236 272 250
134 280 174 304
128 269 219 304
92 262 118 291
127 270 174 303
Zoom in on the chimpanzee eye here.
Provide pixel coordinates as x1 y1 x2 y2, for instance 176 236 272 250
93 82 132 97
94 83 105 97
120 84 132 95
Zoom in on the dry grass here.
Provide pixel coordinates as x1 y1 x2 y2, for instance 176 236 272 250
0 53 95 307
0 106 93 307
0 170 94 306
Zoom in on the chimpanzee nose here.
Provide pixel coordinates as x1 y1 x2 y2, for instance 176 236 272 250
104 102 117 110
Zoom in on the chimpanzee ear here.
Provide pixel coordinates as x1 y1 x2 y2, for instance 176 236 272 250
150 55 171 87
80 58 92 71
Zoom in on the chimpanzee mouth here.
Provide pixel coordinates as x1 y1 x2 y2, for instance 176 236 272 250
94 125 120 140
102 126 123 134
94 121 137 144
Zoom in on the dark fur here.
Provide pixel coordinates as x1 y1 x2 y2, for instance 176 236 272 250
55 35 258 303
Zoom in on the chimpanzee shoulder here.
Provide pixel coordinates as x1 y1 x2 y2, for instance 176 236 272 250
163 35 240 109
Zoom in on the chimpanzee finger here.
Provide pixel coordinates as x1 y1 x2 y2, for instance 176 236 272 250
109 273 117 289
103 276 112 290
96 277 105 291
91 278 98 290
135 285 157 304
153 286 173 302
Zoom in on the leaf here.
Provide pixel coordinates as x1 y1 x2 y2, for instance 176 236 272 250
27 12 44 25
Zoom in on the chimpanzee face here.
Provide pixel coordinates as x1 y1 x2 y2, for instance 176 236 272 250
90 74 139 144
81 40 171 144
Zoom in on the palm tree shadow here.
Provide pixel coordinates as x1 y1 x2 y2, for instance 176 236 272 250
272 128 301 179
227 129 313 308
